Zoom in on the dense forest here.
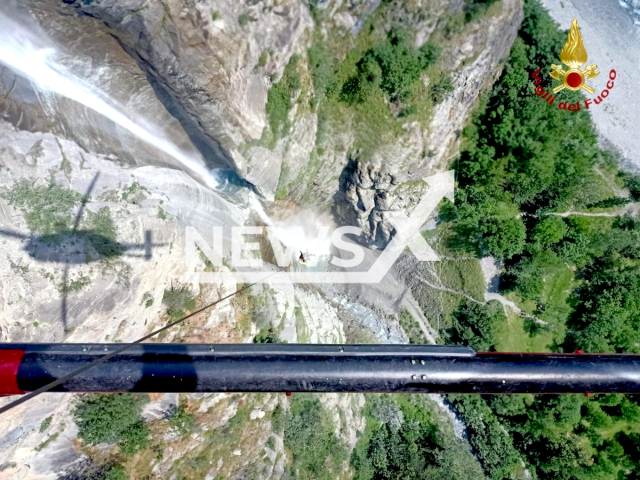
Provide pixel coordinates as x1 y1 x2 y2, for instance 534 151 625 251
441 1 640 479
443 0 640 355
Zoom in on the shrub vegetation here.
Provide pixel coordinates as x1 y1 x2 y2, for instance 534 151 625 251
282 396 348 479
4 180 81 237
168 404 196 437
340 28 440 105
265 55 301 141
351 395 486 479
73 394 150 457
162 285 197 321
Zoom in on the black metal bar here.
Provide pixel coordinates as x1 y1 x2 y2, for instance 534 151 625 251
3 344 640 394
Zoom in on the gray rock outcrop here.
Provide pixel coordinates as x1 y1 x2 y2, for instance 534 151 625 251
15 0 523 219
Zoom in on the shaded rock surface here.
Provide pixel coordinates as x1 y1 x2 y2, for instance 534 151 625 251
16 0 524 215
0 120 243 343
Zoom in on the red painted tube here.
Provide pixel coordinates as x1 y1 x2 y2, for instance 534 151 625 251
0 349 25 396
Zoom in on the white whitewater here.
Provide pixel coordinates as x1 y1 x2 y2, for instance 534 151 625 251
0 11 219 189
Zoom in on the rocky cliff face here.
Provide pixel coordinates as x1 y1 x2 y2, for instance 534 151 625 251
333 0 523 246
58 0 521 238
68 0 314 186
0 120 244 343
1 0 208 171
0 120 354 477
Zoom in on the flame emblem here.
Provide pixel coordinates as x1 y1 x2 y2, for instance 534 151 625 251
549 18 599 94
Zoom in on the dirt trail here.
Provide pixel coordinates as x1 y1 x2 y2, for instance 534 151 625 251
416 274 484 305
550 202 640 217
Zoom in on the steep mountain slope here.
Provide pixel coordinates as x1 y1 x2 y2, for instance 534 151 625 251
64 0 521 213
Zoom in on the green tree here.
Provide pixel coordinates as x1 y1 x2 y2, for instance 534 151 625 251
624 173 640 200
341 57 383 104
340 28 440 104
447 300 506 351
162 285 196 321
283 397 348 479
352 396 485 480
480 217 526 259
565 256 640 353
450 396 523 480
308 40 335 101
486 394 530 418
105 464 129 480
532 216 568 246
430 75 455 103
265 55 300 139
503 249 565 301
117 421 150 456
74 394 150 457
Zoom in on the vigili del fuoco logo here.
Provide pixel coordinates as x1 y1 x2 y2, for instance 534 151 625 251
531 18 616 112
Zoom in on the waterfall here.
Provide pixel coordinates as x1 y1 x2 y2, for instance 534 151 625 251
0 11 219 190
0 9 293 257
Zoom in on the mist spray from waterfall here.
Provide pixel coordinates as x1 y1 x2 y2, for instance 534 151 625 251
0 11 220 189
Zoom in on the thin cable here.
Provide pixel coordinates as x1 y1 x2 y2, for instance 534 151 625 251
0 269 285 415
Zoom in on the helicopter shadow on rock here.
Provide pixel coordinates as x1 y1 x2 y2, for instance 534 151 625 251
0 172 166 334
